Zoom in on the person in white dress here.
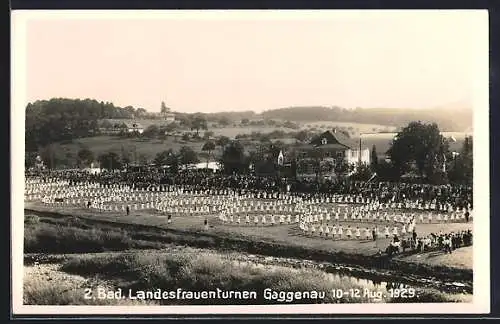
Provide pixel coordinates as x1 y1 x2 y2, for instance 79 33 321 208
355 227 361 240
365 227 371 240
332 225 337 239
246 214 250 225
384 226 390 238
346 226 352 240
325 224 330 238
338 225 343 239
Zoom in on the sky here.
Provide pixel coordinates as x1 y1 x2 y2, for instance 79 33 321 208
16 10 487 113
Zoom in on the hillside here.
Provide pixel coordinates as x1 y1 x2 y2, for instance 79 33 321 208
259 106 472 132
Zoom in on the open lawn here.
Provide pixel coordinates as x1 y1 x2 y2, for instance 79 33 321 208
303 121 397 135
60 136 223 161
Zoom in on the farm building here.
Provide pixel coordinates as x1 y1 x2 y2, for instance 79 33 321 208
125 121 144 134
161 111 177 123
295 129 370 180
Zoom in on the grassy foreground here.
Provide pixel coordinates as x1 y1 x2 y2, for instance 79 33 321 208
25 250 470 305
24 208 473 284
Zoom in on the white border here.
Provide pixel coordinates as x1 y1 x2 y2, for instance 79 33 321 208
11 10 490 315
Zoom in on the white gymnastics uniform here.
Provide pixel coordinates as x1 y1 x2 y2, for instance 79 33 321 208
325 225 330 236
384 227 390 237
365 228 371 239
355 228 361 239
338 226 343 238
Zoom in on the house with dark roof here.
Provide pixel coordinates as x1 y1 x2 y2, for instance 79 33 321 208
295 129 371 180
124 121 144 134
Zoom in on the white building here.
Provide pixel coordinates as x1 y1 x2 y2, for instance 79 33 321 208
345 148 371 165
125 121 144 134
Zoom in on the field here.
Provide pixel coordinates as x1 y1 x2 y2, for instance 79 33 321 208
104 118 399 138
25 201 473 272
23 210 472 305
60 136 223 162
303 121 397 135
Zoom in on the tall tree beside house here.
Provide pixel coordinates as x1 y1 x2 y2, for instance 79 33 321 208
386 121 448 180
201 140 216 168
447 135 473 185
98 152 122 170
191 114 208 136
220 140 248 175
77 147 95 168
370 144 378 172
178 146 199 165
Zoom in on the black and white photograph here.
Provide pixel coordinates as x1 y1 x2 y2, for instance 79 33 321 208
11 10 489 315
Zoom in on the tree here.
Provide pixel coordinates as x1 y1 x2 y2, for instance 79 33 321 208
135 108 147 118
370 145 378 172
191 114 208 136
294 130 309 143
120 145 131 167
202 140 216 168
241 118 249 125
218 117 230 127
215 136 230 148
77 147 95 168
447 135 473 185
25 152 38 169
386 121 448 180
39 144 63 169
178 146 199 165
350 164 373 181
220 140 248 175
98 152 122 170
164 122 178 134
203 130 214 140
153 149 178 172
143 124 160 139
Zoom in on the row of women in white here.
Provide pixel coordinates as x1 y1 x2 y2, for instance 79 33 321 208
298 222 413 240
25 178 472 225
25 177 471 214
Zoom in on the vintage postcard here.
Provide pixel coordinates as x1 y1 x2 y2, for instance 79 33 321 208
11 10 490 316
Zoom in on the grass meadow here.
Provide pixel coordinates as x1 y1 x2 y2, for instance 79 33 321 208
23 211 472 305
